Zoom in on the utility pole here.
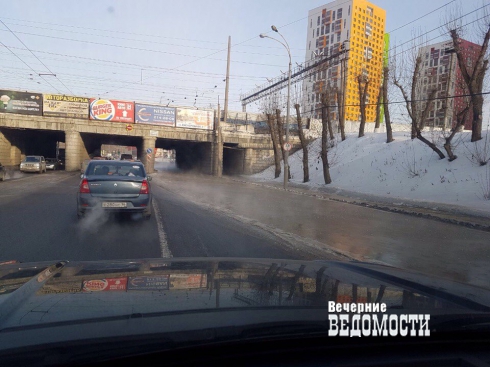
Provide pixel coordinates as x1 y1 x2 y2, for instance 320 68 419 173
224 36 231 124
213 97 223 177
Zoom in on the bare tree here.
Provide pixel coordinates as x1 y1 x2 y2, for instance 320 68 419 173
382 66 394 143
319 95 335 141
336 87 346 141
320 89 334 184
443 104 470 161
265 113 282 178
294 104 309 183
357 75 370 138
275 109 291 179
374 82 383 131
394 52 446 159
447 12 490 142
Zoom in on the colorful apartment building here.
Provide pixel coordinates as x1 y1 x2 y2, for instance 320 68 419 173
303 0 386 123
416 39 481 130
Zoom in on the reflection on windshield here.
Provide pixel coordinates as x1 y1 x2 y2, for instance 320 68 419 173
0 260 464 312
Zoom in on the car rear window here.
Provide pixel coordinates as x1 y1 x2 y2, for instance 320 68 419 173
87 163 145 177
24 157 40 162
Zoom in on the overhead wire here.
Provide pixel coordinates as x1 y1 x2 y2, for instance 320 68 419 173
0 19 73 94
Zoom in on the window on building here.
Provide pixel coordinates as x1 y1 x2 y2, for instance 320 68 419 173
317 28 319 37
348 5 350 15
309 41 311 50
321 26 324 35
338 8 342 18
347 29 349 39
310 19 312 28
337 33 341 42
317 16 320 26
331 34 334 43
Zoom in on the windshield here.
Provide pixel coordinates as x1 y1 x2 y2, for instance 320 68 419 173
1 0 490 361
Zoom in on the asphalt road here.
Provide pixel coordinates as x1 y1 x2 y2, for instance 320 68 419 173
1 162 489 290
0 167 312 263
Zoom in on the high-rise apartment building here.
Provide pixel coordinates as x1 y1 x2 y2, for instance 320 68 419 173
416 39 480 130
303 0 386 123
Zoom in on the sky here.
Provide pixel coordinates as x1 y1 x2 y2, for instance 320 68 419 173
0 0 488 120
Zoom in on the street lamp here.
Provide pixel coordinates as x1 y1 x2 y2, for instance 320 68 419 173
260 25 292 190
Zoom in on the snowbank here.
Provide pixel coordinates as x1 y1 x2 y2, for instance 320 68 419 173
253 129 490 214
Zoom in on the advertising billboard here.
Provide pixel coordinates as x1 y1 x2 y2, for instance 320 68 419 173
176 108 214 130
89 98 134 123
82 277 128 292
43 94 89 119
169 274 207 289
135 104 175 126
0 90 42 115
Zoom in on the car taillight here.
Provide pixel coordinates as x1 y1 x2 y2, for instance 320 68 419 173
80 179 90 193
140 180 149 194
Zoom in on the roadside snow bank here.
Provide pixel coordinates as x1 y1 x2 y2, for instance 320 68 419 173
253 129 490 214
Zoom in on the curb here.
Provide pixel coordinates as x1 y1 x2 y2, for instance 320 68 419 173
228 176 490 232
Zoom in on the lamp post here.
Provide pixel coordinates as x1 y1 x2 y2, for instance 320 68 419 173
260 25 291 190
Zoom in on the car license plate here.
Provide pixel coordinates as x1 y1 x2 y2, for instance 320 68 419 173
102 202 127 208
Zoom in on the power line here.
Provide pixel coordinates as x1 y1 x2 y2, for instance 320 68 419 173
0 21 306 57
388 0 457 33
0 46 269 80
0 19 73 94
0 40 62 93
312 91 490 112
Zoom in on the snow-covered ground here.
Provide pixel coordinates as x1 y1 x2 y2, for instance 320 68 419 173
252 128 490 215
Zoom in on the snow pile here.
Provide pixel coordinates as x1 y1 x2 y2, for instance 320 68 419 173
253 129 490 214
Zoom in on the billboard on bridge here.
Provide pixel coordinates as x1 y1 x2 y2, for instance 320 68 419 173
176 108 214 130
43 94 89 119
89 98 134 123
0 90 42 116
135 103 175 126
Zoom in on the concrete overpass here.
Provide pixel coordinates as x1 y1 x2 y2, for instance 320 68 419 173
0 113 299 176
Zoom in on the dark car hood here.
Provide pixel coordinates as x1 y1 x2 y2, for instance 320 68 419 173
0 258 490 353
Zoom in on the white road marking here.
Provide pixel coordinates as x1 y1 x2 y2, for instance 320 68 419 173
152 198 172 258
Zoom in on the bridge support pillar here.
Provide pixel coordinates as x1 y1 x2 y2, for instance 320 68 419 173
65 130 88 172
243 148 253 175
0 130 12 166
212 140 223 177
201 142 214 175
142 137 156 174
0 129 24 167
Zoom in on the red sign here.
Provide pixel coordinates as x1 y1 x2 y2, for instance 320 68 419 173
89 98 134 123
126 124 133 131
82 277 128 292
0 260 18 266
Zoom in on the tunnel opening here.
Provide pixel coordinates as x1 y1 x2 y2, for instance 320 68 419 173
79 133 142 160
0 127 65 167
223 144 245 176
159 140 212 175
